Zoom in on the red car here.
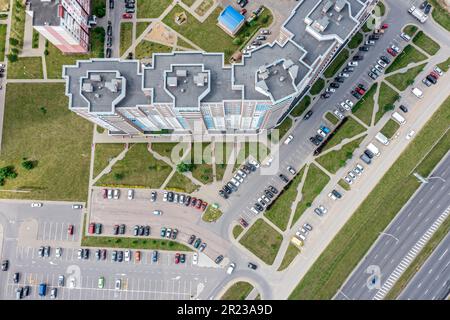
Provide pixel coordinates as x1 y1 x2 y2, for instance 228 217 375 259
201 202 207 211
356 87 365 95
135 251 141 262
122 13 133 19
174 253 180 264
196 200 203 210
88 223 95 234
68 225 74 235
240 9 247 15
430 71 439 79
387 48 397 56
381 23 389 29
239 218 249 228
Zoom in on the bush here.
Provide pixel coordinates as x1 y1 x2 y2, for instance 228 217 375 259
11 48 19 55
21 160 34 170
7 54 18 62
114 172 124 181
384 104 395 112
9 37 18 46
232 37 242 45
177 161 193 173
44 49 49 56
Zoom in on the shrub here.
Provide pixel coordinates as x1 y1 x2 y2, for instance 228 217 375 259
177 161 193 173
21 160 34 170
9 37 18 46
114 172 124 181
7 54 18 62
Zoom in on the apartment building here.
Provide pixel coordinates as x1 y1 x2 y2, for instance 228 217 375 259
27 0 90 54
63 0 378 136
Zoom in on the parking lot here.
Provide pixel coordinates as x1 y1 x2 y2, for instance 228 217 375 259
89 187 231 260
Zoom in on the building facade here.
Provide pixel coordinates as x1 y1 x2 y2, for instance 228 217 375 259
63 0 378 136
27 0 91 54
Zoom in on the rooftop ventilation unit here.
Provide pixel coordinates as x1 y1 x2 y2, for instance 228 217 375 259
279 76 286 82
176 69 187 77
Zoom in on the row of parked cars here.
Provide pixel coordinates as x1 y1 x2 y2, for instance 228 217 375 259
187 234 207 252
342 163 365 186
219 159 260 199
88 222 103 234
422 66 443 87
309 125 331 146
250 185 279 214
294 223 313 242
37 246 63 258
160 227 178 240
163 191 208 211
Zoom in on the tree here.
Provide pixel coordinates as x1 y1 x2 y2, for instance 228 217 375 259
44 49 49 56
11 48 19 55
7 54 18 63
176 162 193 173
114 172 124 181
9 37 19 46
21 160 34 170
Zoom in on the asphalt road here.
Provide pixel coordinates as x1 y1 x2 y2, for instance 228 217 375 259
335 153 450 300
399 230 450 300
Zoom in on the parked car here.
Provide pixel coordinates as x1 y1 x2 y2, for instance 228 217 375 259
122 13 132 19
399 105 408 113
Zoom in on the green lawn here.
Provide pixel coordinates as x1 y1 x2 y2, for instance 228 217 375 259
385 45 428 74
428 0 450 32
195 0 214 16
290 95 311 118
264 167 305 231
273 116 292 141
221 282 254 300
291 164 330 225
352 83 377 126
316 136 366 174
10 0 25 49
135 40 172 59
46 28 104 78
202 206 223 222
412 31 440 56
93 144 125 178
214 142 233 181
323 49 349 78
96 144 172 188
375 82 400 124
165 171 199 193
234 142 269 169
309 77 325 96
233 225 244 238
151 142 190 161
277 244 300 271
240 219 283 265
120 22 133 56
177 37 195 49
7 57 43 79
348 32 363 49
322 117 367 151
0 24 6 61
92 0 106 18
0 84 92 201
136 22 151 38
385 63 426 91
375 1 385 16
82 235 191 251
181 0 196 6
338 178 351 191
163 5 272 61
325 112 339 125
137 0 173 18
289 94 450 300
437 56 450 72
380 119 400 139
402 24 418 37
187 142 213 184
32 29 39 49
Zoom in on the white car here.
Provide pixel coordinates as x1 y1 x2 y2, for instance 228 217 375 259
333 110 344 120
287 166 296 175
179 194 185 204
249 159 260 168
340 102 350 111
328 192 337 200
230 178 240 187
69 277 76 288
374 64 384 73
226 263 236 275
433 66 444 76
326 87 336 93
163 191 168 202
353 167 362 176
261 194 270 204
107 189 113 199
124 250 131 262
356 163 364 173
348 61 358 67
406 130 416 140
303 223 313 231
153 210 162 215
77 249 82 260
400 32 411 41
258 197 267 207
348 171 356 180
31 202 42 208
318 205 328 214
113 189 120 200
250 207 259 215
339 72 350 78
55 247 62 258
344 176 353 185
391 45 401 53
295 231 306 241
317 129 327 138
345 99 354 108
284 134 294 145
127 189 134 200
377 59 387 68
115 279 121 290
237 170 247 178
72 204 82 209
192 253 198 265
234 174 244 183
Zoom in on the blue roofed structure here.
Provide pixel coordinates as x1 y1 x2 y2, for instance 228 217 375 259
217 5 245 36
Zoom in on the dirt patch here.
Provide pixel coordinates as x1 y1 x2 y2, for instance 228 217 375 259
144 21 177 47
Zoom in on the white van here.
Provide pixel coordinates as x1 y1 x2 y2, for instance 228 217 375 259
367 143 380 157
375 132 390 145
392 111 406 125
412 87 423 98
